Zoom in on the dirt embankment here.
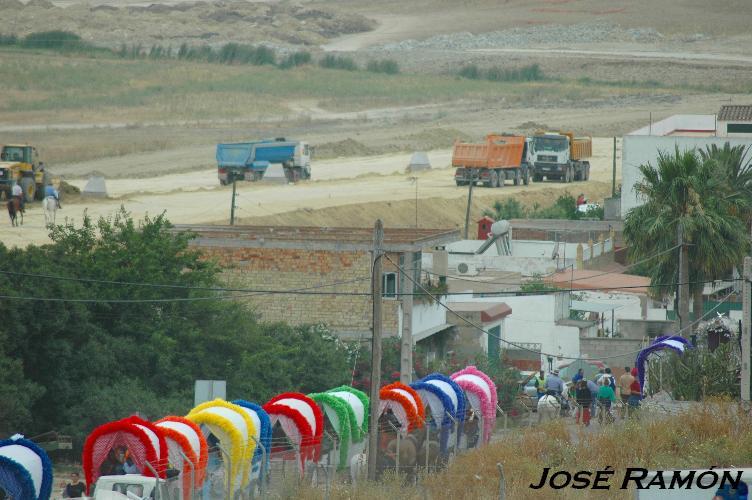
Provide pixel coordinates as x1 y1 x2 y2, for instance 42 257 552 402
0 1 375 47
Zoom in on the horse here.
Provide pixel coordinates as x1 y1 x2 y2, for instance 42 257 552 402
7 196 22 226
42 196 57 225
537 395 562 423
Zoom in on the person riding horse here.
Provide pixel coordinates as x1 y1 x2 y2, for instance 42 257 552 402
544 370 570 414
11 182 24 212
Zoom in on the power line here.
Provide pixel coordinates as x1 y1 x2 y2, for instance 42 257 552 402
385 253 738 362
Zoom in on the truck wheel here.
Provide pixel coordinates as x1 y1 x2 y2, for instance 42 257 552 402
584 163 590 181
21 177 35 203
513 170 521 186
523 169 530 185
455 180 466 187
533 174 542 182
488 171 498 188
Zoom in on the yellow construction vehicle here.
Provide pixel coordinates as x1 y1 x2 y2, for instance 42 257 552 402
0 144 49 202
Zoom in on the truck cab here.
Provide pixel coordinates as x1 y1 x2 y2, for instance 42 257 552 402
91 474 176 500
531 132 591 183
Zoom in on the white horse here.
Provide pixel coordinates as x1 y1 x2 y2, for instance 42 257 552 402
537 395 562 423
42 196 57 225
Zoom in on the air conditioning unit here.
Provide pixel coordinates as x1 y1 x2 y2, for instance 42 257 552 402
456 262 479 276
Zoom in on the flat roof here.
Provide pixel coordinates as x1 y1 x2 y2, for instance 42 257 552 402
550 269 650 294
450 301 512 322
173 224 460 252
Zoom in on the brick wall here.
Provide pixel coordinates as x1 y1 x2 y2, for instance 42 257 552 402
197 246 402 337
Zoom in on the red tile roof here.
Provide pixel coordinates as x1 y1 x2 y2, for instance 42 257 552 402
549 270 650 294
718 105 752 122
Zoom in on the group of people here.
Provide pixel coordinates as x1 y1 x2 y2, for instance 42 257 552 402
533 366 642 426
99 446 141 477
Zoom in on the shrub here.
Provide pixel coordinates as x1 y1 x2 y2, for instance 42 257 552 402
218 43 276 66
366 58 400 74
0 34 18 46
278 50 312 69
458 64 481 80
319 54 358 71
459 63 544 82
22 30 84 50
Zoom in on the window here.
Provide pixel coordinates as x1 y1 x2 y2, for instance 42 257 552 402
382 272 397 299
727 123 752 134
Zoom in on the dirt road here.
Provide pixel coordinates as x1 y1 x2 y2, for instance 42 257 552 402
2 138 617 248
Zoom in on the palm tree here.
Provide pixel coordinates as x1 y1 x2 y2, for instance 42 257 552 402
699 143 752 233
623 146 749 331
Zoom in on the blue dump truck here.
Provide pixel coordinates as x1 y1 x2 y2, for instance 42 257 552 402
216 138 312 185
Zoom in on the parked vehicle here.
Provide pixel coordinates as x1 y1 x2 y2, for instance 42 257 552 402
530 132 591 183
216 138 311 185
90 474 176 500
0 144 49 202
453 134 532 187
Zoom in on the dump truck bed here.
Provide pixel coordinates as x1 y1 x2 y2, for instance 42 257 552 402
452 135 525 169
571 137 592 160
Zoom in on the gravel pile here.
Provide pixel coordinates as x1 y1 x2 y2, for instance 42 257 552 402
373 22 663 51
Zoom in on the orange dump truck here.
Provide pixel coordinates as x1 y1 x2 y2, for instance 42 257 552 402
452 134 532 187
530 131 592 183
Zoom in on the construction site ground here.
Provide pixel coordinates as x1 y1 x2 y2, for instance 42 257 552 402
1 0 750 248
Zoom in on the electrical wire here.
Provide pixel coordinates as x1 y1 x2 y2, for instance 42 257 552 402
385 253 739 362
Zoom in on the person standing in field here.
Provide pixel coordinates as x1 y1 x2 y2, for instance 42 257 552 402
619 366 635 419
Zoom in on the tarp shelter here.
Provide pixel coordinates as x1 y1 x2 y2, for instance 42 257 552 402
263 393 324 475
451 366 497 445
0 436 53 500
82 416 168 494
155 416 208 499
308 386 369 469
231 400 272 475
82 175 108 198
407 151 432 172
636 335 693 396
187 399 256 493
410 373 466 453
379 382 425 433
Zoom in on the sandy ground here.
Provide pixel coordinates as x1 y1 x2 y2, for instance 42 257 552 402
1 138 618 247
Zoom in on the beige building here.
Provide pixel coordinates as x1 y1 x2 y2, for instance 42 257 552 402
173 225 459 340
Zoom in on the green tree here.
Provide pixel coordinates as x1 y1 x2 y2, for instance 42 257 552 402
0 210 351 444
623 146 750 321
482 199 526 220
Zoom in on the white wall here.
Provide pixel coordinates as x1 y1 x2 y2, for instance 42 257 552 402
447 294 581 365
628 115 716 136
398 301 447 340
621 135 752 216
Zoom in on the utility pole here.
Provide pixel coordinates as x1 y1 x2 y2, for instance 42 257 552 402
409 176 418 228
612 137 617 198
367 219 384 481
677 223 690 332
230 178 237 226
464 174 475 239
742 256 751 401
400 254 413 385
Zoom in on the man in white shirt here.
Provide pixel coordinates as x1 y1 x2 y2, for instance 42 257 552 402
11 182 24 211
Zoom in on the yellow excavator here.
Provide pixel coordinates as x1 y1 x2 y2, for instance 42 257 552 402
0 144 49 202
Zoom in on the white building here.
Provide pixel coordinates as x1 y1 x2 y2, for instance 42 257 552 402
621 107 752 217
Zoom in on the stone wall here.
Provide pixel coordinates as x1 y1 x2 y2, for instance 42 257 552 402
579 337 644 369
198 246 402 338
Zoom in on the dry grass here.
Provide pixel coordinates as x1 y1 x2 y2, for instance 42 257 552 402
286 401 752 499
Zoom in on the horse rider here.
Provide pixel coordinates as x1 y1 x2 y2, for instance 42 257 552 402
45 183 61 209
11 181 24 212
533 370 547 400
544 369 565 400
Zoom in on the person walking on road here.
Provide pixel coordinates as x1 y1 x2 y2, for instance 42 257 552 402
574 380 592 426
619 366 635 419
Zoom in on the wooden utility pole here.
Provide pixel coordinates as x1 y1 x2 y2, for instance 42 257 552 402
742 256 751 401
677 223 690 332
612 137 617 197
464 176 475 239
230 178 237 226
400 254 413 385
367 220 384 481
